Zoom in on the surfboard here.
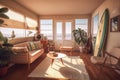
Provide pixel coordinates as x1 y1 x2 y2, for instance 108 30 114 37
94 9 109 56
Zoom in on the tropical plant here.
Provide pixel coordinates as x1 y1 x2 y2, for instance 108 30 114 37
0 32 14 76
0 31 14 66
72 28 87 47
0 7 14 76
0 7 9 25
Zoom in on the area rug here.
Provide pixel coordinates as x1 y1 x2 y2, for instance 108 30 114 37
28 56 90 80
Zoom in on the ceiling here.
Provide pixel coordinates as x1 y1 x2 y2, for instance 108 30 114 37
14 0 105 15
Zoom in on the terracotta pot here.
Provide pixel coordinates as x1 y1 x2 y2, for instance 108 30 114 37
79 46 85 53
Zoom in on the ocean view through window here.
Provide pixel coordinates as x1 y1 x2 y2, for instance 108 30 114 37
0 27 36 38
65 22 72 40
75 19 88 33
40 19 53 40
56 22 62 40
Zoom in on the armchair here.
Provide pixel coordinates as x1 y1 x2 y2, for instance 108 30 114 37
91 47 120 71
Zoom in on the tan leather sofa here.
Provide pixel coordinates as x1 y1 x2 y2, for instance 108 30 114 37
10 41 44 69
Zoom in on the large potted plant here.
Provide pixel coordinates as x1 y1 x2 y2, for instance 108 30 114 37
0 32 14 76
72 28 87 52
0 31 14 76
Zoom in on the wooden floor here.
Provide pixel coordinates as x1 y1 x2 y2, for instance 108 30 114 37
1 52 120 80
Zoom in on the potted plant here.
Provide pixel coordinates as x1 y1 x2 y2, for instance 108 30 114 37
0 7 15 76
72 28 87 52
0 45 14 76
0 31 14 76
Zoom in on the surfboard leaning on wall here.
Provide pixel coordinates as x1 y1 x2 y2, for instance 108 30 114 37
94 9 109 56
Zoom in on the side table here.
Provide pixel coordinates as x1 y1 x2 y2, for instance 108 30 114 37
41 40 48 53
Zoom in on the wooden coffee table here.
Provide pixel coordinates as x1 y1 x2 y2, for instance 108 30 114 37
47 52 66 66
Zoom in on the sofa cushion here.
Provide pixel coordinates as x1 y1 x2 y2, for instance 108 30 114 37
34 42 40 50
28 42 36 51
34 41 43 49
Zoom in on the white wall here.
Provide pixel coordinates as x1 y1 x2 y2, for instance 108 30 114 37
92 0 120 52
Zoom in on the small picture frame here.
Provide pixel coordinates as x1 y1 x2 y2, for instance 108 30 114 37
110 15 120 32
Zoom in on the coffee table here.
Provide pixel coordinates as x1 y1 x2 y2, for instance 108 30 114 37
47 52 66 66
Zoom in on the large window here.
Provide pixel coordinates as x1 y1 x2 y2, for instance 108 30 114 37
56 22 62 40
0 27 36 38
75 19 88 32
40 19 53 40
0 27 25 38
65 22 72 40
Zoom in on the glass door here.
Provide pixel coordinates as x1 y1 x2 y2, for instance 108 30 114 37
54 20 73 51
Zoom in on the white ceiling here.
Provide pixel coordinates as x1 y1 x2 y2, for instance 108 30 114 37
14 0 105 15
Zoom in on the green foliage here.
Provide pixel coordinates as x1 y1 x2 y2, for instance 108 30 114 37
0 7 9 25
0 31 8 44
72 28 87 46
0 7 13 68
0 7 9 19
0 31 4 41
0 32 14 67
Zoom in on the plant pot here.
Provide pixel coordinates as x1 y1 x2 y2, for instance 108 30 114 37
0 66 8 76
79 46 84 53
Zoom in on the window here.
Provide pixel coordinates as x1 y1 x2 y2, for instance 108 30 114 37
56 22 62 40
40 19 53 40
93 14 99 37
0 27 25 38
0 27 36 38
65 22 72 40
75 19 88 32
26 30 36 37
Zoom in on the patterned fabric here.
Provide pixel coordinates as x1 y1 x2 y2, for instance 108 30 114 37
34 41 43 49
12 47 28 53
34 42 40 50
28 42 36 51
27 41 43 51
27 43 32 51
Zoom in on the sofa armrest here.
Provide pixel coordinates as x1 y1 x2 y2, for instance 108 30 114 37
12 46 29 53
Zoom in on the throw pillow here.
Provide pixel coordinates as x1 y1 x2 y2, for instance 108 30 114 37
28 42 36 51
34 42 40 50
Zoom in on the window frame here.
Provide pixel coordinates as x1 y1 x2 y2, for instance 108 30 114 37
40 19 53 40
75 18 88 33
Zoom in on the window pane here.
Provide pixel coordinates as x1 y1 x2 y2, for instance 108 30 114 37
56 22 62 40
26 30 37 37
75 19 88 32
93 15 99 37
40 19 53 40
40 25 52 31
0 27 25 38
40 19 52 24
65 22 72 40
